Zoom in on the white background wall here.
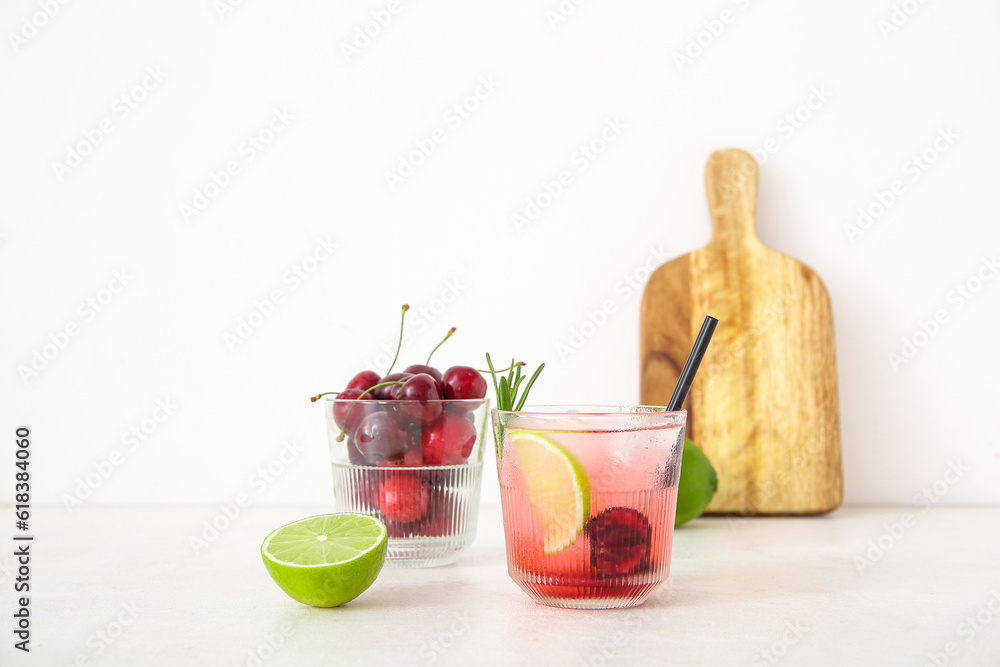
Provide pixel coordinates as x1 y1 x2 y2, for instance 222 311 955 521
2 0 998 511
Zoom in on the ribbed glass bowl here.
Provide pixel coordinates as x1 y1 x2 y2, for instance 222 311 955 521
325 398 488 567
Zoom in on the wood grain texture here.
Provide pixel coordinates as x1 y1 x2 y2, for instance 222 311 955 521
640 148 843 515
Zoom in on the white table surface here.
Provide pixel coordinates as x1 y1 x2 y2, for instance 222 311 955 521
4 505 999 666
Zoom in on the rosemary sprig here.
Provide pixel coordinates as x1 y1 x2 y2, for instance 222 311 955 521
478 361 524 374
485 353 545 467
485 353 545 411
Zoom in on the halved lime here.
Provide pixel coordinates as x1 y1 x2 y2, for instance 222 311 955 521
675 439 718 526
508 430 590 553
261 513 387 607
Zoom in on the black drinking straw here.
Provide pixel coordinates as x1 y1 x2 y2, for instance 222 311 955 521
666 316 719 411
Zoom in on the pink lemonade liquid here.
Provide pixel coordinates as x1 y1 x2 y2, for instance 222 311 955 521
498 416 682 609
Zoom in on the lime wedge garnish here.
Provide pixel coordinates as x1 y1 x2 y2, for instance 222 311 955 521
261 513 387 607
508 430 591 553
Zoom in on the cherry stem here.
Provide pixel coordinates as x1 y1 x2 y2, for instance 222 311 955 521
310 391 340 402
477 361 524 374
426 327 456 365
336 380 404 442
384 304 410 376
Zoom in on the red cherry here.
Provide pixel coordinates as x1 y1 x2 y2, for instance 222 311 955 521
403 364 443 386
339 464 380 509
332 389 377 437
586 507 652 576
421 411 477 465
441 366 487 413
354 410 415 463
345 370 380 393
395 374 444 426
375 443 424 467
441 366 487 400
403 445 424 466
421 509 453 537
373 372 412 400
383 520 410 539
380 471 429 523
344 437 370 465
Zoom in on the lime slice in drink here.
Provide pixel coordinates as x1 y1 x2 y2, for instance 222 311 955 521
260 513 387 607
508 430 591 554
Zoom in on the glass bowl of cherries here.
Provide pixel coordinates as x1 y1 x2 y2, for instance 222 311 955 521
314 308 495 567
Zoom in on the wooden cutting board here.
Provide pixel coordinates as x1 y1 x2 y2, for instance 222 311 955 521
640 148 842 515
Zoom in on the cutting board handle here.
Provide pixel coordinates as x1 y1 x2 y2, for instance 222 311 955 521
705 148 761 246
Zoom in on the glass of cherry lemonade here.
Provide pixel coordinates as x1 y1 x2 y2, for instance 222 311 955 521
492 406 685 609
326 397 489 567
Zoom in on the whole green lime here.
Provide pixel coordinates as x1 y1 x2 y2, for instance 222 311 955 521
675 438 718 526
